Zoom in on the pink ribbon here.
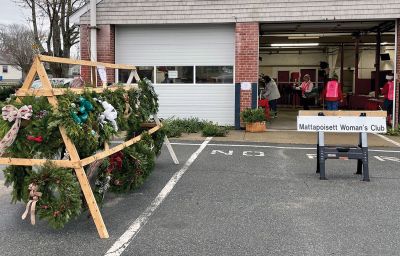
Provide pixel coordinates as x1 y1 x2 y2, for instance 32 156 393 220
21 183 42 225
0 105 33 156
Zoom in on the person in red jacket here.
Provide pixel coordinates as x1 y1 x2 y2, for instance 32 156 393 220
381 74 394 117
321 74 343 110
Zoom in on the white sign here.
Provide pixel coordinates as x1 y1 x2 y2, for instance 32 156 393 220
297 116 386 133
241 82 251 90
168 70 178 79
97 66 107 83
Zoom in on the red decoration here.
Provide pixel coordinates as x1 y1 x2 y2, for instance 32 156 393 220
106 152 123 173
27 135 43 143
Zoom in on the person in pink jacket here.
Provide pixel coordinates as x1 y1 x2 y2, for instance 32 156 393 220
294 74 314 110
321 74 343 110
381 74 394 117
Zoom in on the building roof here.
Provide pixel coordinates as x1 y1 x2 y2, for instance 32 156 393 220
77 0 400 25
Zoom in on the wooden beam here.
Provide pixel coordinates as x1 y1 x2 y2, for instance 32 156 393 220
59 127 109 239
299 110 387 117
16 85 139 97
38 55 136 70
20 57 39 90
80 125 161 167
0 158 80 168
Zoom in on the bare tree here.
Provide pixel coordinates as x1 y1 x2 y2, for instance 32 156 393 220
17 0 85 77
0 24 37 78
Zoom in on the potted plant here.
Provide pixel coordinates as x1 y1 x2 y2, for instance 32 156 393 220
241 108 267 132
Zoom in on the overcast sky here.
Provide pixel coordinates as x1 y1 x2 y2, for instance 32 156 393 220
0 0 31 25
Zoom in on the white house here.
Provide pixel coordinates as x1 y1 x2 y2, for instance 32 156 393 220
0 55 22 84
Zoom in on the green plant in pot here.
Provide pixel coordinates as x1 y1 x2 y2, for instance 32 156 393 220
241 108 266 132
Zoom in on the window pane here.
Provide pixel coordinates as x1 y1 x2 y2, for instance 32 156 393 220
118 66 154 83
156 66 193 84
2 66 8 73
196 66 233 84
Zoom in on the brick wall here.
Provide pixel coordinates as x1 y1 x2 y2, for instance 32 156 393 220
80 25 115 85
396 19 400 127
235 22 259 127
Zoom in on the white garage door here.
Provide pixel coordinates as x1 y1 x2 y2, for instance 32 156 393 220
115 24 235 125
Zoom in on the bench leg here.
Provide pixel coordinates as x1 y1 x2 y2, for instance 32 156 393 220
362 147 370 182
356 159 362 175
319 146 327 180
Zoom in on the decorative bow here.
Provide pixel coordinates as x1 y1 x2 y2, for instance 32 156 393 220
123 93 133 119
0 105 33 156
71 97 94 124
21 183 42 225
106 152 123 173
95 99 118 131
27 135 43 143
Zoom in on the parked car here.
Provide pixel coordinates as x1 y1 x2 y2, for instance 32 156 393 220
31 78 74 89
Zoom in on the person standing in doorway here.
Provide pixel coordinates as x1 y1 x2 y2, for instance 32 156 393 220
381 74 394 120
294 74 314 110
321 74 342 110
263 76 281 118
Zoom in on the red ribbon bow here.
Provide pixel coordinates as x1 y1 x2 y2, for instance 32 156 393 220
106 152 123 173
27 136 43 143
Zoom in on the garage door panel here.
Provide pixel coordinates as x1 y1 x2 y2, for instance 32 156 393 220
115 24 235 125
116 24 235 66
154 84 235 125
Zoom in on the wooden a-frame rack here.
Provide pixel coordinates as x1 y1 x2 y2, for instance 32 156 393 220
1 55 179 238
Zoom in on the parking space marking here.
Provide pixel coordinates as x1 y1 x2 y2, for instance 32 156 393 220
374 134 400 147
170 142 400 153
104 137 212 256
374 156 400 163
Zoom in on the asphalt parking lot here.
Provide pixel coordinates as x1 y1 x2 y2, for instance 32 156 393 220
0 139 400 256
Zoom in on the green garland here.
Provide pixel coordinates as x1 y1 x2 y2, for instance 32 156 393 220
2 79 163 229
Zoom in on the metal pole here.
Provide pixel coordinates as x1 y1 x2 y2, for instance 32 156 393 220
375 28 381 99
355 37 360 93
340 43 344 89
90 0 97 62
393 19 398 128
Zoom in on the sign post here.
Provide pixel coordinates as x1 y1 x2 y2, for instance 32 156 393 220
297 110 387 181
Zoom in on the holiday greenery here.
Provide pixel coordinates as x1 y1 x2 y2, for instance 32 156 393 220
1 79 165 229
27 162 82 229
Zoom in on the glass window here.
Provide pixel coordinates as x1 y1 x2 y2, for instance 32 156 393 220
118 66 154 83
2 65 8 73
156 66 193 84
196 66 233 84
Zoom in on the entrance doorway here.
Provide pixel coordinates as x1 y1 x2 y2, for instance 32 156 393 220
258 20 396 130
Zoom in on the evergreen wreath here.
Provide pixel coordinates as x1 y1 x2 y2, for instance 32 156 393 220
28 162 82 229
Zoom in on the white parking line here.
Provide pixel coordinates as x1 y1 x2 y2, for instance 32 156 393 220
104 137 213 256
169 142 400 153
374 134 400 147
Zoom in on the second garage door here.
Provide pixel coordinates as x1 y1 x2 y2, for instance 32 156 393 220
115 24 235 125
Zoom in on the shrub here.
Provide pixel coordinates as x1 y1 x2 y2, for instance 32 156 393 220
0 85 19 101
202 122 228 137
241 108 266 123
163 120 184 138
386 126 400 136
